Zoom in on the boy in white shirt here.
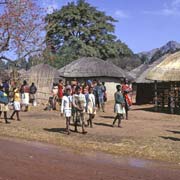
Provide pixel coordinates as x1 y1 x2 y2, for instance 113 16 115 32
61 88 72 135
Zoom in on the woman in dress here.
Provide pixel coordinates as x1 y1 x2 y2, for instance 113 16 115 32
86 86 96 128
112 85 125 127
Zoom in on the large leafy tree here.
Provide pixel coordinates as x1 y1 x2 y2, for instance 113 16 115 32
45 0 132 67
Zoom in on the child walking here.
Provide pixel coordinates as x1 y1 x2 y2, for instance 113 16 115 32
10 87 21 121
61 88 72 135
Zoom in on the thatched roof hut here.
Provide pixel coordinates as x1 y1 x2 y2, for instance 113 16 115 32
129 55 169 83
59 57 132 100
20 64 61 103
145 52 180 114
146 51 180 81
129 55 168 104
0 69 10 81
59 57 131 81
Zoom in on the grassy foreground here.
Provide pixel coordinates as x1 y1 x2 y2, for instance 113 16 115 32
0 103 180 163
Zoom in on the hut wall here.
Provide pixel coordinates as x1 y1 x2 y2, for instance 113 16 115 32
135 83 154 104
21 66 60 103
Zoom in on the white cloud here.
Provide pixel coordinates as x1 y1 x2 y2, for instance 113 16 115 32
144 0 180 17
114 10 130 19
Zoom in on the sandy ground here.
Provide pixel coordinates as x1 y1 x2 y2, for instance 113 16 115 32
0 101 180 163
0 138 179 180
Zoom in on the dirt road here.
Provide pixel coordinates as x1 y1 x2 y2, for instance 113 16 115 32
0 138 179 180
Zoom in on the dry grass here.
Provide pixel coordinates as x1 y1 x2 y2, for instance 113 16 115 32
0 102 180 163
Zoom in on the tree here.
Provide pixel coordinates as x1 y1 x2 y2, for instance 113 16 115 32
0 0 45 64
45 0 132 67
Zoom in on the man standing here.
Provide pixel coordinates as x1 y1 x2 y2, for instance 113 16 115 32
29 82 37 106
72 86 87 134
94 81 105 112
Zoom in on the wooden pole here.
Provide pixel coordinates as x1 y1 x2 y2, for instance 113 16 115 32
170 82 175 114
154 80 158 111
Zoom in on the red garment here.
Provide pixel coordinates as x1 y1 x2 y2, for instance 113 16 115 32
21 85 30 93
122 84 132 106
122 84 132 93
58 84 63 98
124 94 132 106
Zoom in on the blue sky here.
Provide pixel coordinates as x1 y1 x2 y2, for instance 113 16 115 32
41 0 180 53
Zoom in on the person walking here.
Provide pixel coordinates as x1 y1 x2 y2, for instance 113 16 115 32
61 88 72 135
0 86 10 124
72 86 87 134
10 87 21 121
112 85 125 128
86 86 96 128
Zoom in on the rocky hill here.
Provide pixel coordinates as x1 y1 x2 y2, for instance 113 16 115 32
138 41 180 64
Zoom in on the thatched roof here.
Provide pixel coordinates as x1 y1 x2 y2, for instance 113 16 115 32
129 55 169 83
59 57 131 79
21 63 60 80
146 51 180 81
18 69 27 75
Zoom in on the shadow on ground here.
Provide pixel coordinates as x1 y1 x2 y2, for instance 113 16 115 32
94 122 113 127
132 107 180 115
166 130 180 134
44 128 67 134
160 136 180 141
100 116 114 119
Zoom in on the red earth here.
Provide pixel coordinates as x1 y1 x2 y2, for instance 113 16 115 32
0 138 179 180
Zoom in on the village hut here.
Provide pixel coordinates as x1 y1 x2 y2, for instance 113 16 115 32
59 57 132 100
130 55 168 104
0 70 10 82
146 51 180 113
20 63 61 103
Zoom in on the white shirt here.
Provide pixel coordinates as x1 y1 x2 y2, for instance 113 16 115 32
73 93 86 109
61 95 72 113
87 93 95 107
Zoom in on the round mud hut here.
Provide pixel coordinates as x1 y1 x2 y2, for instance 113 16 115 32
146 51 180 114
59 57 132 100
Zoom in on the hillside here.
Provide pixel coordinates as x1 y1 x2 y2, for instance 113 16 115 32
138 41 180 64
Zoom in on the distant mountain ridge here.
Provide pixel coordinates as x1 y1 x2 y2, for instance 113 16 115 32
138 41 180 64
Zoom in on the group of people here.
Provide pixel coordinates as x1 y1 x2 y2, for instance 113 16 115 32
0 78 132 135
0 80 37 123
52 79 132 135
47 79 107 134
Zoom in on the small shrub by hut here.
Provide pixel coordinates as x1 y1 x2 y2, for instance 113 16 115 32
146 51 180 114
59 57 132 100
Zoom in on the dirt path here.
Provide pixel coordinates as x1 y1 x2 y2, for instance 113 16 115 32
0 138 179 180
